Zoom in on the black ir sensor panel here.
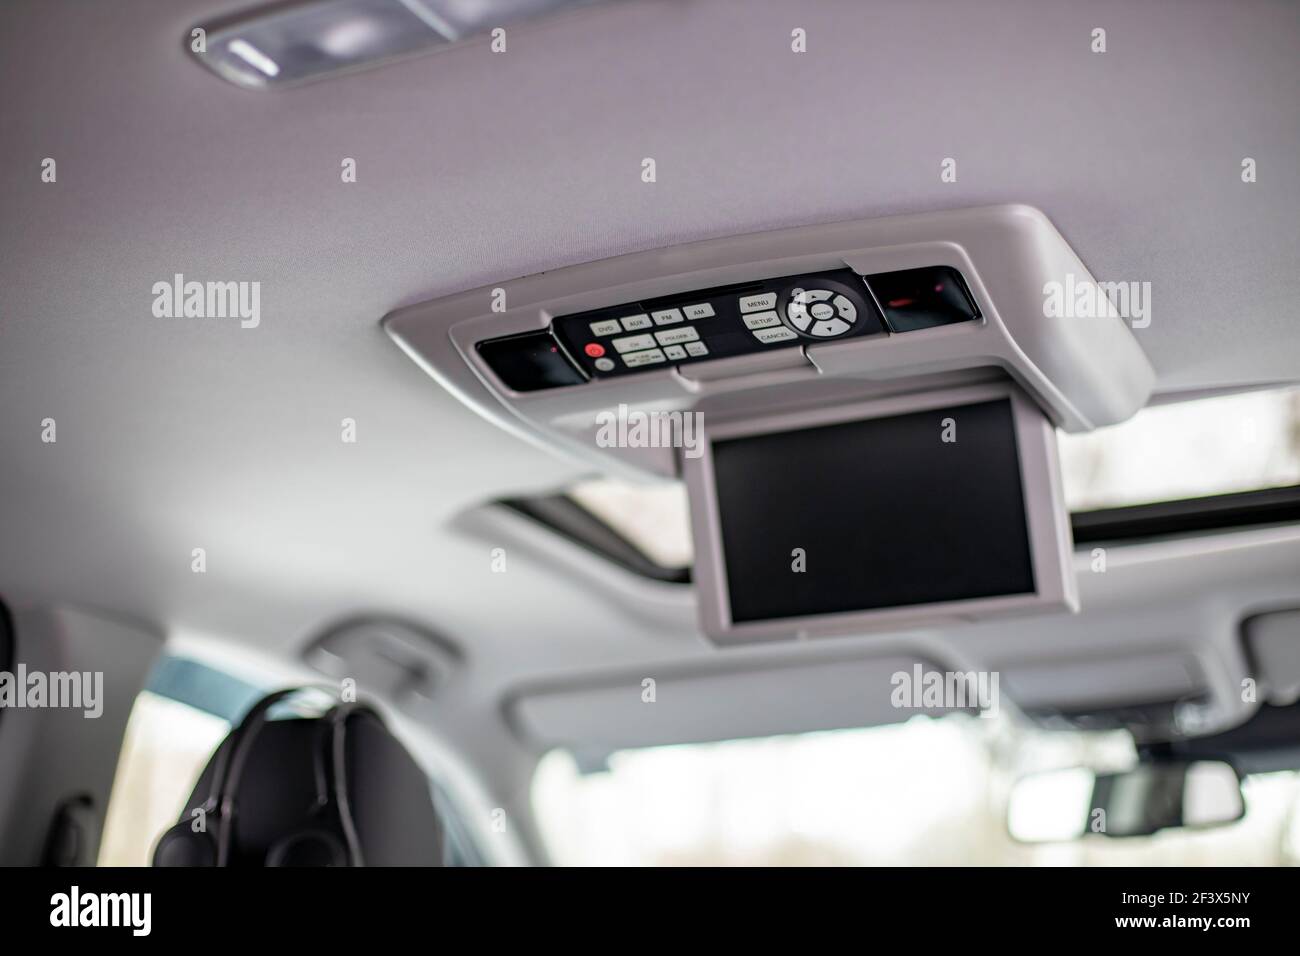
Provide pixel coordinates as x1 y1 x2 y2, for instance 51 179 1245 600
864 266 980 333
475 330 585 392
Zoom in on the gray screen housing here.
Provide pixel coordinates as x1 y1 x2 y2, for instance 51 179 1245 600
683 382 1078 645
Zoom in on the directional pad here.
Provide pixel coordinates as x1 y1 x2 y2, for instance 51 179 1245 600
785 284 861 338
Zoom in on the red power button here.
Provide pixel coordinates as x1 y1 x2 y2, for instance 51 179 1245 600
584 342 606 358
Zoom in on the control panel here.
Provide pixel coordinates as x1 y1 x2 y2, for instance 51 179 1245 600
473 266 982 390
549 268 889 380
388 205 1159 464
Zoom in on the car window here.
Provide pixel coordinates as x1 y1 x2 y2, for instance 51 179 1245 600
531 714 1300 866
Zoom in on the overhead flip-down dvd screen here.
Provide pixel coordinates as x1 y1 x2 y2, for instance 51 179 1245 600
714 398 1035 622
684 383 1077 643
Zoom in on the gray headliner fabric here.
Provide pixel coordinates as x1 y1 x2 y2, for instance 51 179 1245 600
1 0 1298 758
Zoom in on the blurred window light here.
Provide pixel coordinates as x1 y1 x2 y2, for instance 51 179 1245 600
1057 386 1300 511
531 719 1300 866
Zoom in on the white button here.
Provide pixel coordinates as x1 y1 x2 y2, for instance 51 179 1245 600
810 302 834 320
651 309 684 326
685 341 709 357
753 326 798 344
811 319 851 337
833 295 857 322
803 289 833 303
743 310 781 330
683 303 715 319
620 313 652 331
654 326 700 346
739 292 778 313
662 344 687 360
589 319 621 337
612 333 657 353
594 357 615 371
786 307 812 331
623 348 667 367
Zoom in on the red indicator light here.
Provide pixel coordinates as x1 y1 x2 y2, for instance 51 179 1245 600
584 342 606 358
887 298 915 308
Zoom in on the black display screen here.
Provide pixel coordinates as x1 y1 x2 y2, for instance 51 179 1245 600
711 399 1035 623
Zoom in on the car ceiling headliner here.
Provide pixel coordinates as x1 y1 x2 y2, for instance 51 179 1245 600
1 0 1298 698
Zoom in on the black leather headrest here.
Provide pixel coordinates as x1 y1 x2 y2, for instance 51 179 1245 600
162 707 444 866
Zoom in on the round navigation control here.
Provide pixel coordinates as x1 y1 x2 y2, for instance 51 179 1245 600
778 279 867 340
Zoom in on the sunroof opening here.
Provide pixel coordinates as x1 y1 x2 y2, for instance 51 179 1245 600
545 385 1300 576
1057 386 1300 511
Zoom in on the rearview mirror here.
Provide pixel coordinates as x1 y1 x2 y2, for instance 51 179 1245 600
1007 760 1244 843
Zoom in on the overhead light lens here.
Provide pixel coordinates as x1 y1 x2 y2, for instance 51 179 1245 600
193 0 602 89
227 39 281 77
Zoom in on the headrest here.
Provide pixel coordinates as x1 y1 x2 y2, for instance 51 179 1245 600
154 694 444 866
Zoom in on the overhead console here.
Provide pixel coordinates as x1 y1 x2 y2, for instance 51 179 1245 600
384 204 1154 643
503 264 978 386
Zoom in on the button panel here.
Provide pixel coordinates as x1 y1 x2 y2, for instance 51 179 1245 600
549 268 889 381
